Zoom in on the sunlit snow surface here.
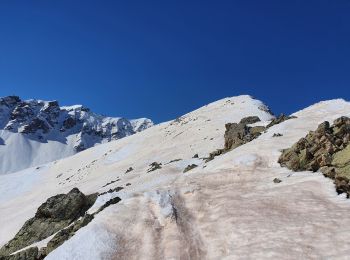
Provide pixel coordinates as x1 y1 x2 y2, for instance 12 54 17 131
2 96 350 259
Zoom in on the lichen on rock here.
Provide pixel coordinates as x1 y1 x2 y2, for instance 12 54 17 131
0 188 97 257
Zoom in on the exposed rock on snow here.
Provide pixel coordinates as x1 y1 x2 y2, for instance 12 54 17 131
147 162 162 172
130 118 154 132
9 96 350 259
0 188 97 256
266 113 296 128
43 214 95 257
0 96 153 174
206 116 266 162
125 167 133 173
224 116 264 150
279 116 350 197
183 164 198 173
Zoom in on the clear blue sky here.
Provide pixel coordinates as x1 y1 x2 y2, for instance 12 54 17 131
0 0 349 122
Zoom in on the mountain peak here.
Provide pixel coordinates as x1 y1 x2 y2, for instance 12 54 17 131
0 96 153 174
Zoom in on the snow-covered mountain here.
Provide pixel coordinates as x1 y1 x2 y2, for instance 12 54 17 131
0 96 153 174
1 95 350 259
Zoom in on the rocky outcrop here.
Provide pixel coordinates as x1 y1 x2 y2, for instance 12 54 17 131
206 114 296 162
224 116 264 150
0 188 97 256
183 164 198 173
206 116 266 162
266 114 296 128
0 188 123 259
0 247 40 260
278 116 350 197
147 162 162 172
42 214 95 256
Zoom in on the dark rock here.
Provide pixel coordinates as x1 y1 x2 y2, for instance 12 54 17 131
102 179 119 188
0 188 97 256
99 187 124 196
43 214 95 256
183 164 198 173
224 118 265 151
192 154 199 158
61 117 77 131
273 178 282 183
125 167 133 173
1 247 39 260
205 149 226 162
273 133 283 137
334 176 350 197
97 197 121 213
21 118 50 134
0 96 21 107
147 162 162 172
239 116 261 125
266 114 297 128
166 159 182 164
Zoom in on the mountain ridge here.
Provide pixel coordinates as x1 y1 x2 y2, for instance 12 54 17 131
0 95 153 174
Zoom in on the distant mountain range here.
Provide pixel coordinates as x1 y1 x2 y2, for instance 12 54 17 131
0 96 153 174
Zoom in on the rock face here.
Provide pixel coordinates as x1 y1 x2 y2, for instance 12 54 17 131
207 114 297 162
0 96 153 151
224 116 264 150
0 188 97 256
278 116 350 196
266 114 296 128
0 246 39 260
183 164 198 173
43 214 95 256
206 116 265 162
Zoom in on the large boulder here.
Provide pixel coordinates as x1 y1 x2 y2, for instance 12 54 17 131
0 188 97 256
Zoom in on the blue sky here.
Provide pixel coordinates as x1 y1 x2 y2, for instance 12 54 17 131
0 0 349 122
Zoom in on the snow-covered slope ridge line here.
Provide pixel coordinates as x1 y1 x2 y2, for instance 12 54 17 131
0 95 275 257
4 96 350 259
0 96 153 174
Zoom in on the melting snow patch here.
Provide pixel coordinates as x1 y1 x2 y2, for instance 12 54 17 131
46 223 117 260
145 190 174 219
231 154 263 168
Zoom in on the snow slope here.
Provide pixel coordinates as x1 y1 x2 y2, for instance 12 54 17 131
1 95 350 259
0 96 153 175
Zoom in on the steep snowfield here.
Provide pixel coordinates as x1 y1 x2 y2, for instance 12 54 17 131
1 95 350 259
0 96 153 175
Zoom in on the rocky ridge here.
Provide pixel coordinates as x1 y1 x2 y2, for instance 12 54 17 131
0 96 153 174
0 96 153 152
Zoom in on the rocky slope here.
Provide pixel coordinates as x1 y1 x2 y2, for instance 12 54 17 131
0 96 153 174
279 116 350 197
1 95 350 259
